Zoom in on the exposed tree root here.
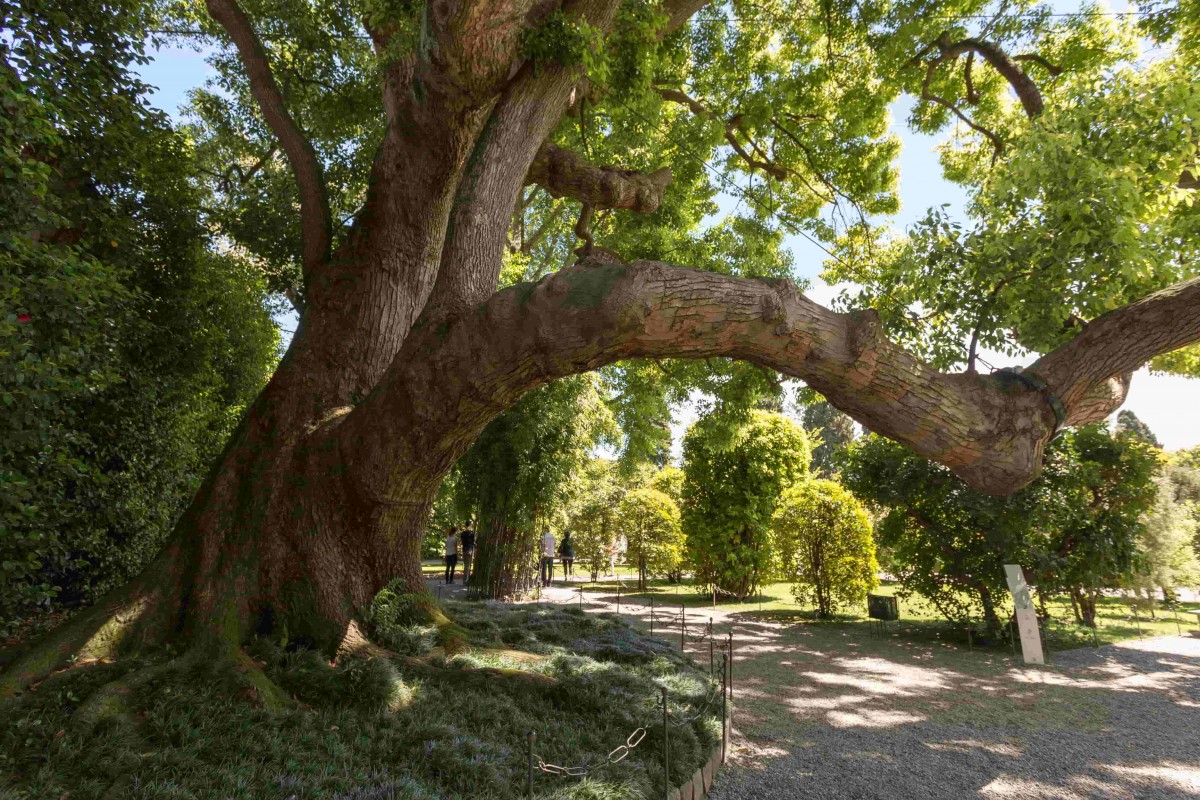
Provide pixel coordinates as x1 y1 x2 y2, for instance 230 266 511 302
72 659 180 735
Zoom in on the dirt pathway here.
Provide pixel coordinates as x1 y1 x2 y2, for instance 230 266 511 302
494 578 1200 799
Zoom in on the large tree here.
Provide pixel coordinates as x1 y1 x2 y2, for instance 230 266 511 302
5 0 1200 692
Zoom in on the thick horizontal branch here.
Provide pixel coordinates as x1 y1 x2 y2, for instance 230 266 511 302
344 264 1200 499
205 0 331 275
525 142 672 212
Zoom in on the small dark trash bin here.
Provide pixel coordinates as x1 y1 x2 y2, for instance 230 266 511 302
867 594 899 621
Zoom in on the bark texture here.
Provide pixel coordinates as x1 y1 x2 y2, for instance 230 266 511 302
6 0 1200 695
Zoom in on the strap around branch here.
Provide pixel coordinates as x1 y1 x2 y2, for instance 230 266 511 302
992 367 1067 431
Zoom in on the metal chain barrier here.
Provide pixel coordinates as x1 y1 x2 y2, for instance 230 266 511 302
533 725 648 778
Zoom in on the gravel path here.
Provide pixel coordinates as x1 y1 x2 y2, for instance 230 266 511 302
429 575 1200 798
704 626 1200 800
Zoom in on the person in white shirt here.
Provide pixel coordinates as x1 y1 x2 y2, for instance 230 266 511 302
540 530 556 586
444 528 459 584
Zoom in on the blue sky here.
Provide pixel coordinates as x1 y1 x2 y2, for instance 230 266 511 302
135 30 1200 451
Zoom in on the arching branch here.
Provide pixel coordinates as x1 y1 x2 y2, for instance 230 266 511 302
204 0 331 276
1030 276 1200 425
936 34 1052 119
912 31 1062 158
347 265 1200 500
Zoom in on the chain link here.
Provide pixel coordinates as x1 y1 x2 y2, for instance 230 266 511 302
535 726 648 778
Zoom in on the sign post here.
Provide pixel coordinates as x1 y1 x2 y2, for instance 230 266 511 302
1004 564 1044 665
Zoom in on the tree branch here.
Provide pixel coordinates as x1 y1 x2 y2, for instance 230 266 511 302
204 0 331 276
1030 276 1200 425
526 142 673 212
418 0 624 316
662 0 712 34
658 87 789 180
349 265 1200 499
935 33 1049 119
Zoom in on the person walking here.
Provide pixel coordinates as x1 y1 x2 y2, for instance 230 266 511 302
444 527 459 584
540 529 556 587
558 531 575 580
460 522 476 583
606 539 619 577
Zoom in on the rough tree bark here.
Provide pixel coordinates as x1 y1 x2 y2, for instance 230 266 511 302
5 0 1200 696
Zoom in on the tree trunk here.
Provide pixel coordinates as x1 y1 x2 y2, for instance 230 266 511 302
469 519 537 600
978 584 1001 634
1073 587 1098 628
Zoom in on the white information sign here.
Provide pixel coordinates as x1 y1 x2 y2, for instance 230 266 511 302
1003 564 1044 665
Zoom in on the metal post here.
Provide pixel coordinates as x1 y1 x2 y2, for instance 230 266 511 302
650 597 655 637
726 630 734 729
579 585 584 612
526 731 535 800
713 586 717 608
680 604 686 650
1174 606 1182 635
617 584 621 614
708 619 714 676
720 653 728 764
966 619 972 651
661 686 670 800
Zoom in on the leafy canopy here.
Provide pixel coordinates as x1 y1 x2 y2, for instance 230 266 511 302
682 410 811 598
773 480 878 616
842 425 1159 629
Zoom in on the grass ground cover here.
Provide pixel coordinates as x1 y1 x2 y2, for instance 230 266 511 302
506 562 1200 656
0 600 721 800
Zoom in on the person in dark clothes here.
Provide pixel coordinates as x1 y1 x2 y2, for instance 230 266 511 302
444 527 459 584
541 529 556 586
460 523 476 583
558 531 575 579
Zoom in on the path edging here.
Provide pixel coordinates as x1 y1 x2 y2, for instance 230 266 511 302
668 715 729 800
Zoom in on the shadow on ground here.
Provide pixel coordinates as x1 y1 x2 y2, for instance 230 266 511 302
436 576 1200 798
709 617 1200 800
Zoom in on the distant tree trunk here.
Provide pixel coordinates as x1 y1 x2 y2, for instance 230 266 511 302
978 584 1002 634
1072 587 1098 628
469 519 537 600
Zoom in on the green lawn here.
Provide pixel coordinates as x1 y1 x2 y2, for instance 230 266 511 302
421 558 1199 654
571 570 1199 656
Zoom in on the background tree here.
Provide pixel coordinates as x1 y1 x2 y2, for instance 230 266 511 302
1038 426 1159 626
682 411 811 599
0 0 278 635
1129 475 1200 604
1115 410 1161 448
568 458 625 580
448 376 615 598
843 425 1158 631
773 480 877 617
800 399 857 478
617 487 684 590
